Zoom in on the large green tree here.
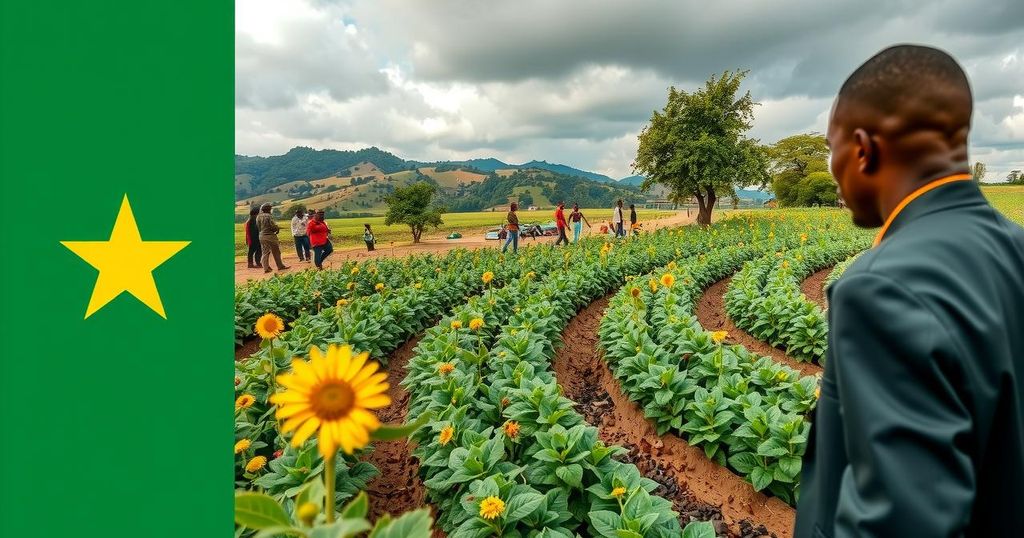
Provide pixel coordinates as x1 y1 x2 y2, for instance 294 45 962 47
384 182 446 243
634 70 768 225
972 161 986 183
767 133 830 207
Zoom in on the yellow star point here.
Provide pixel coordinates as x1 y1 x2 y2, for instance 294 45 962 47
61 195 190 319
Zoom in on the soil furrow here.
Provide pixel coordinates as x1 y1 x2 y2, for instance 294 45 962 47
799 267 830 310
696 276 821 377
553 295 792 538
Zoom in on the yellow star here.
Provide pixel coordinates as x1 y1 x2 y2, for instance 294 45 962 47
61 195 190 319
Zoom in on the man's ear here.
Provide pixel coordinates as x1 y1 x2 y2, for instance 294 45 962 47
853 128 878 174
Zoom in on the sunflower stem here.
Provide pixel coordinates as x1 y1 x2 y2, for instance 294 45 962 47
324 451 337 523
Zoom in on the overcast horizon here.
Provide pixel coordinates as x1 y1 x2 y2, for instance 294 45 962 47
236 0 1024 182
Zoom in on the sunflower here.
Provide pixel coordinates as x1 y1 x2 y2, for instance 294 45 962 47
269 344 390 457
479 496 505 520
235 394 255 410
438 425 454 446
375 283 385 292
800 232 808 243
312 290 323 299
346 282 356 291
438 362 455 375
503 421 520 439
451 320 463 330
350 267 360 275
660 273 675 288
525 271 536 280
469 318 484 331
629 287 641 299
245 456 267 473
234 439 251 454
782 260 789 269
336 298 348 307
414 282 422 289
255 313 285 340
482 271 494 284
667 261 677 270
611 486 627 498
711 331 729 344
648 278 658 293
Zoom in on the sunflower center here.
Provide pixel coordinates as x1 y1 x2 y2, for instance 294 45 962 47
311 380 356 420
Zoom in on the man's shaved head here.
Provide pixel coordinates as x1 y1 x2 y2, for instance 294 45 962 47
828 44 973 228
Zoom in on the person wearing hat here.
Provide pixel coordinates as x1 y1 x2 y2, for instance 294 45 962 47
255 203 288 273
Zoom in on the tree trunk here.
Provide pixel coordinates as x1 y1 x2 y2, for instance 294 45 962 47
412 226 421 243
694 187 716 226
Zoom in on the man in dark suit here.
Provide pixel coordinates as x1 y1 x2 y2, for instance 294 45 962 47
796 45 1024 537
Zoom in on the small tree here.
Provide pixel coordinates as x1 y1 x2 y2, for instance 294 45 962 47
284 203 308 219
384 182 446 243
797 172 838 206
972 162 986 183
634 70 769 225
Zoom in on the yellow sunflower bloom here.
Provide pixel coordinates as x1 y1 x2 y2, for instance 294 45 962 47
503 421 520 439
711 331 729 344
525 271 536 280
648 278 658 293
269 344 390 457
255 313 285 340
439 425 454 446
346 282 356 290
375 283 385 292
482 271 495 284
235 394 255 410
336 298 348 307
350 267 360 275
611 486 627 498
438 363 455 375
667 261 677 270
234 439 251 454
660 273 675 288
245 456 267 473
479 496 505 520
469 318 484 331
451 320 463 330
630 287 641 299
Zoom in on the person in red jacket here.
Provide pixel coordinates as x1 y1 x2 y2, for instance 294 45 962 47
306 209 333 269
553 201 569 246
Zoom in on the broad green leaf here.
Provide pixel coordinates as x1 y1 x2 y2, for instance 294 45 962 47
368 508 432 538
340 491 368 520
504 492 545 523
235 492 291 530
682 521 716 538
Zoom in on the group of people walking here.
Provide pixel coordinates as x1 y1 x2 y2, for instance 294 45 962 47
501 199 639 254
244 205 379 272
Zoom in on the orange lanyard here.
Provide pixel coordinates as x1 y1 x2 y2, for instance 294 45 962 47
872 173 973 247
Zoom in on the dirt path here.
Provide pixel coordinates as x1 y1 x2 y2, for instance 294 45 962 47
235 211 699 283
553 295 791 538
362 336 438 526
696 276 821 378
799 267 830 310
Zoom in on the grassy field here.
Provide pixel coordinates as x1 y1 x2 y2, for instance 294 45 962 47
982 184 1023 225
234 208 678 257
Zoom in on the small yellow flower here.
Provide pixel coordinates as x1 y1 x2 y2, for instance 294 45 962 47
255 313 285 340
782 261 789 269
611 486 627 498
451 320 463 330
346 282 356 290
234 439 251 454
312 290 323 299
479 496 506 520
375 283 385 291
667 261 677 270
814 386 821 399
800 233 808 243
235 394 255 410
648 278 658 293
438 362 455 375
775 371 790 382
351 267 360 275
297 502 318 525
482 271 495 284
439 425 454 446
414 282 422 289
660 273 675 288
503 420 520 439
469 318 485 331
525 271 536 280
711 331 728 344
245 456 267 473
630 287 641 299
336 298 348 307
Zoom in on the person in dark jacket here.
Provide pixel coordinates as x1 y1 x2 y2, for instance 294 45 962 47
256 203 288 273
796 44 1024 537
245 206 262 268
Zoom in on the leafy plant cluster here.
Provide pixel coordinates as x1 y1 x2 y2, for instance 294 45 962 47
401 229 723 537
723 225 869 363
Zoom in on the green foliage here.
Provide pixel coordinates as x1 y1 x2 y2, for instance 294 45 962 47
796 172 837 206
236 146 408 195
234 491 434 538
384 182 446 243
768 133 834 207
972 161 986 183
634 70 769 225
284 203 308 219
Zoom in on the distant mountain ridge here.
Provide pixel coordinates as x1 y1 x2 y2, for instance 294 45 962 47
236 146 637 197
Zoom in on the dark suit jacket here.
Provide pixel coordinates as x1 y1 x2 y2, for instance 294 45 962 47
795 180 1024 537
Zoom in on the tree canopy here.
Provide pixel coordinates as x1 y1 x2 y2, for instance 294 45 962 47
383 182 446 243
634 70 768 225
767 133 836 207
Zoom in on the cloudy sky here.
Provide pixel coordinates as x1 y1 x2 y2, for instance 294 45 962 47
236 0 1024 181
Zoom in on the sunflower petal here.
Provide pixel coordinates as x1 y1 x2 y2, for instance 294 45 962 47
360 394 392 408
269 391 309 405
356 381 389 399
291 417 321 447
280 410 314 432
349 361 380 385
354 372 388 392
349 408 381 430
276 403 312 419
345 352 371 381
309 346 328 380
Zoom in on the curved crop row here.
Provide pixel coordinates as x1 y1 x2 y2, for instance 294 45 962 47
403 230 716 537
723 232 870 363
822 251 864 295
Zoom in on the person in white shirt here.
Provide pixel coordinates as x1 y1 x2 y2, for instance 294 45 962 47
291 209 312 262
612 199 625 238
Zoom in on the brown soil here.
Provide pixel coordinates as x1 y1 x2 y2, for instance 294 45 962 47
553 295 792 538
799 268 830 310
235 211 699 283
235 337 260 361
362 336 444 535
696 276 821 378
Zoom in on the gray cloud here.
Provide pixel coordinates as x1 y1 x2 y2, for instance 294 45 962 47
237 0 1024 179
